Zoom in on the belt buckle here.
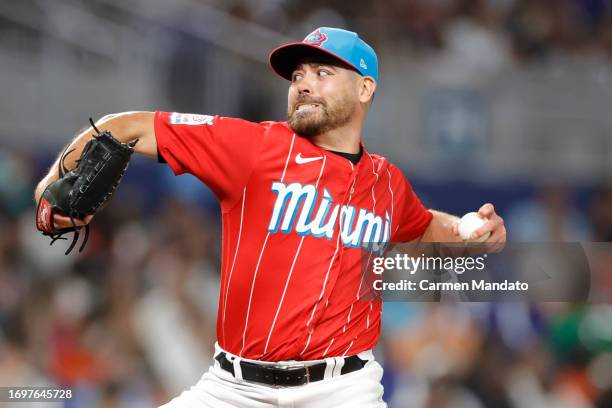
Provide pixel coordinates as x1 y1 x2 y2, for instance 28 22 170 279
304 365 311 384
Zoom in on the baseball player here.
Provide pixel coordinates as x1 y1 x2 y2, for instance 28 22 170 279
34 27 506 407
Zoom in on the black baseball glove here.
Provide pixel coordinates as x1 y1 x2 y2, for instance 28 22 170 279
36 118 138 254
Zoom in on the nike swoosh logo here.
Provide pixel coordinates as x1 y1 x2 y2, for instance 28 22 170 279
295 153 323 164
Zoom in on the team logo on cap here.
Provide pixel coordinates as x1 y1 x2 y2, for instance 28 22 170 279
303 29 328 46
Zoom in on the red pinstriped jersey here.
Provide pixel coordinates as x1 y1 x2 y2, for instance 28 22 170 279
155 111 433 361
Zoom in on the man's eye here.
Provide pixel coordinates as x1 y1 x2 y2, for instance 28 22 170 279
293 73 303 81
318 71 329 77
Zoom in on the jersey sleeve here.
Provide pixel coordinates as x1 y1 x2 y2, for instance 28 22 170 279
390 168 433 242
154 111 264 209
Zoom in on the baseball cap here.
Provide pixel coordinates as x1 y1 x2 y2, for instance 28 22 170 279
269 27 378 83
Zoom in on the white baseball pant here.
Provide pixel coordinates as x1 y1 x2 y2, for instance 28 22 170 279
159 344 387 408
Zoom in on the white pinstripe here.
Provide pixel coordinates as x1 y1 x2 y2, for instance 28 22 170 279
385 168 395 234
322 338 335 357
221 187 247 344
344 304 353 333
300 330 314 356
279 134 296 182
342 339 355 356
240 134 296 355
263 156 327 353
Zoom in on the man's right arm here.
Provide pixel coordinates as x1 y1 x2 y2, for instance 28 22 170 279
34 111 156 228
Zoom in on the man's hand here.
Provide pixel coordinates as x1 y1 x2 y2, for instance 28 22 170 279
417 204 506 256
34 175 94 229
452 203 506 252
53 214 94 229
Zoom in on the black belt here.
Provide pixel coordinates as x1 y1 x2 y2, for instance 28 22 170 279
215 352 367 387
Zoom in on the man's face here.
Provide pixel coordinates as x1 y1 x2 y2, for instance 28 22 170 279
287 57 361 138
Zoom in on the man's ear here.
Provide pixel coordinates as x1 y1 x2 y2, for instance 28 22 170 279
359 77 376 104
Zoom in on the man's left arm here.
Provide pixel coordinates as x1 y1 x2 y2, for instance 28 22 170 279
418 203 506 247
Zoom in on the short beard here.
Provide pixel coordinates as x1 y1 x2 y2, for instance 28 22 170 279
287 98 356 138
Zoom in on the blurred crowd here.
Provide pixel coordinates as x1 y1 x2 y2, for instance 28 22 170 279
211 0 612 63
9 0 612 65
0 146 611 408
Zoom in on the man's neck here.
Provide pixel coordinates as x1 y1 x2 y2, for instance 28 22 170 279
309 122 362 154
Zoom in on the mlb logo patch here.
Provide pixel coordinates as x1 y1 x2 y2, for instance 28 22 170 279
170 113 214 126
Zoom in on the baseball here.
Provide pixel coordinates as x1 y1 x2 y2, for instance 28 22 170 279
458 212 491 242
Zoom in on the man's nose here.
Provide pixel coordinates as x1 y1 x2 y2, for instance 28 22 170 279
297 73 315 95
297 82 311 95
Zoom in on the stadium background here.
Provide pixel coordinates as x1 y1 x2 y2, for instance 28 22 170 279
1 0 612 406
